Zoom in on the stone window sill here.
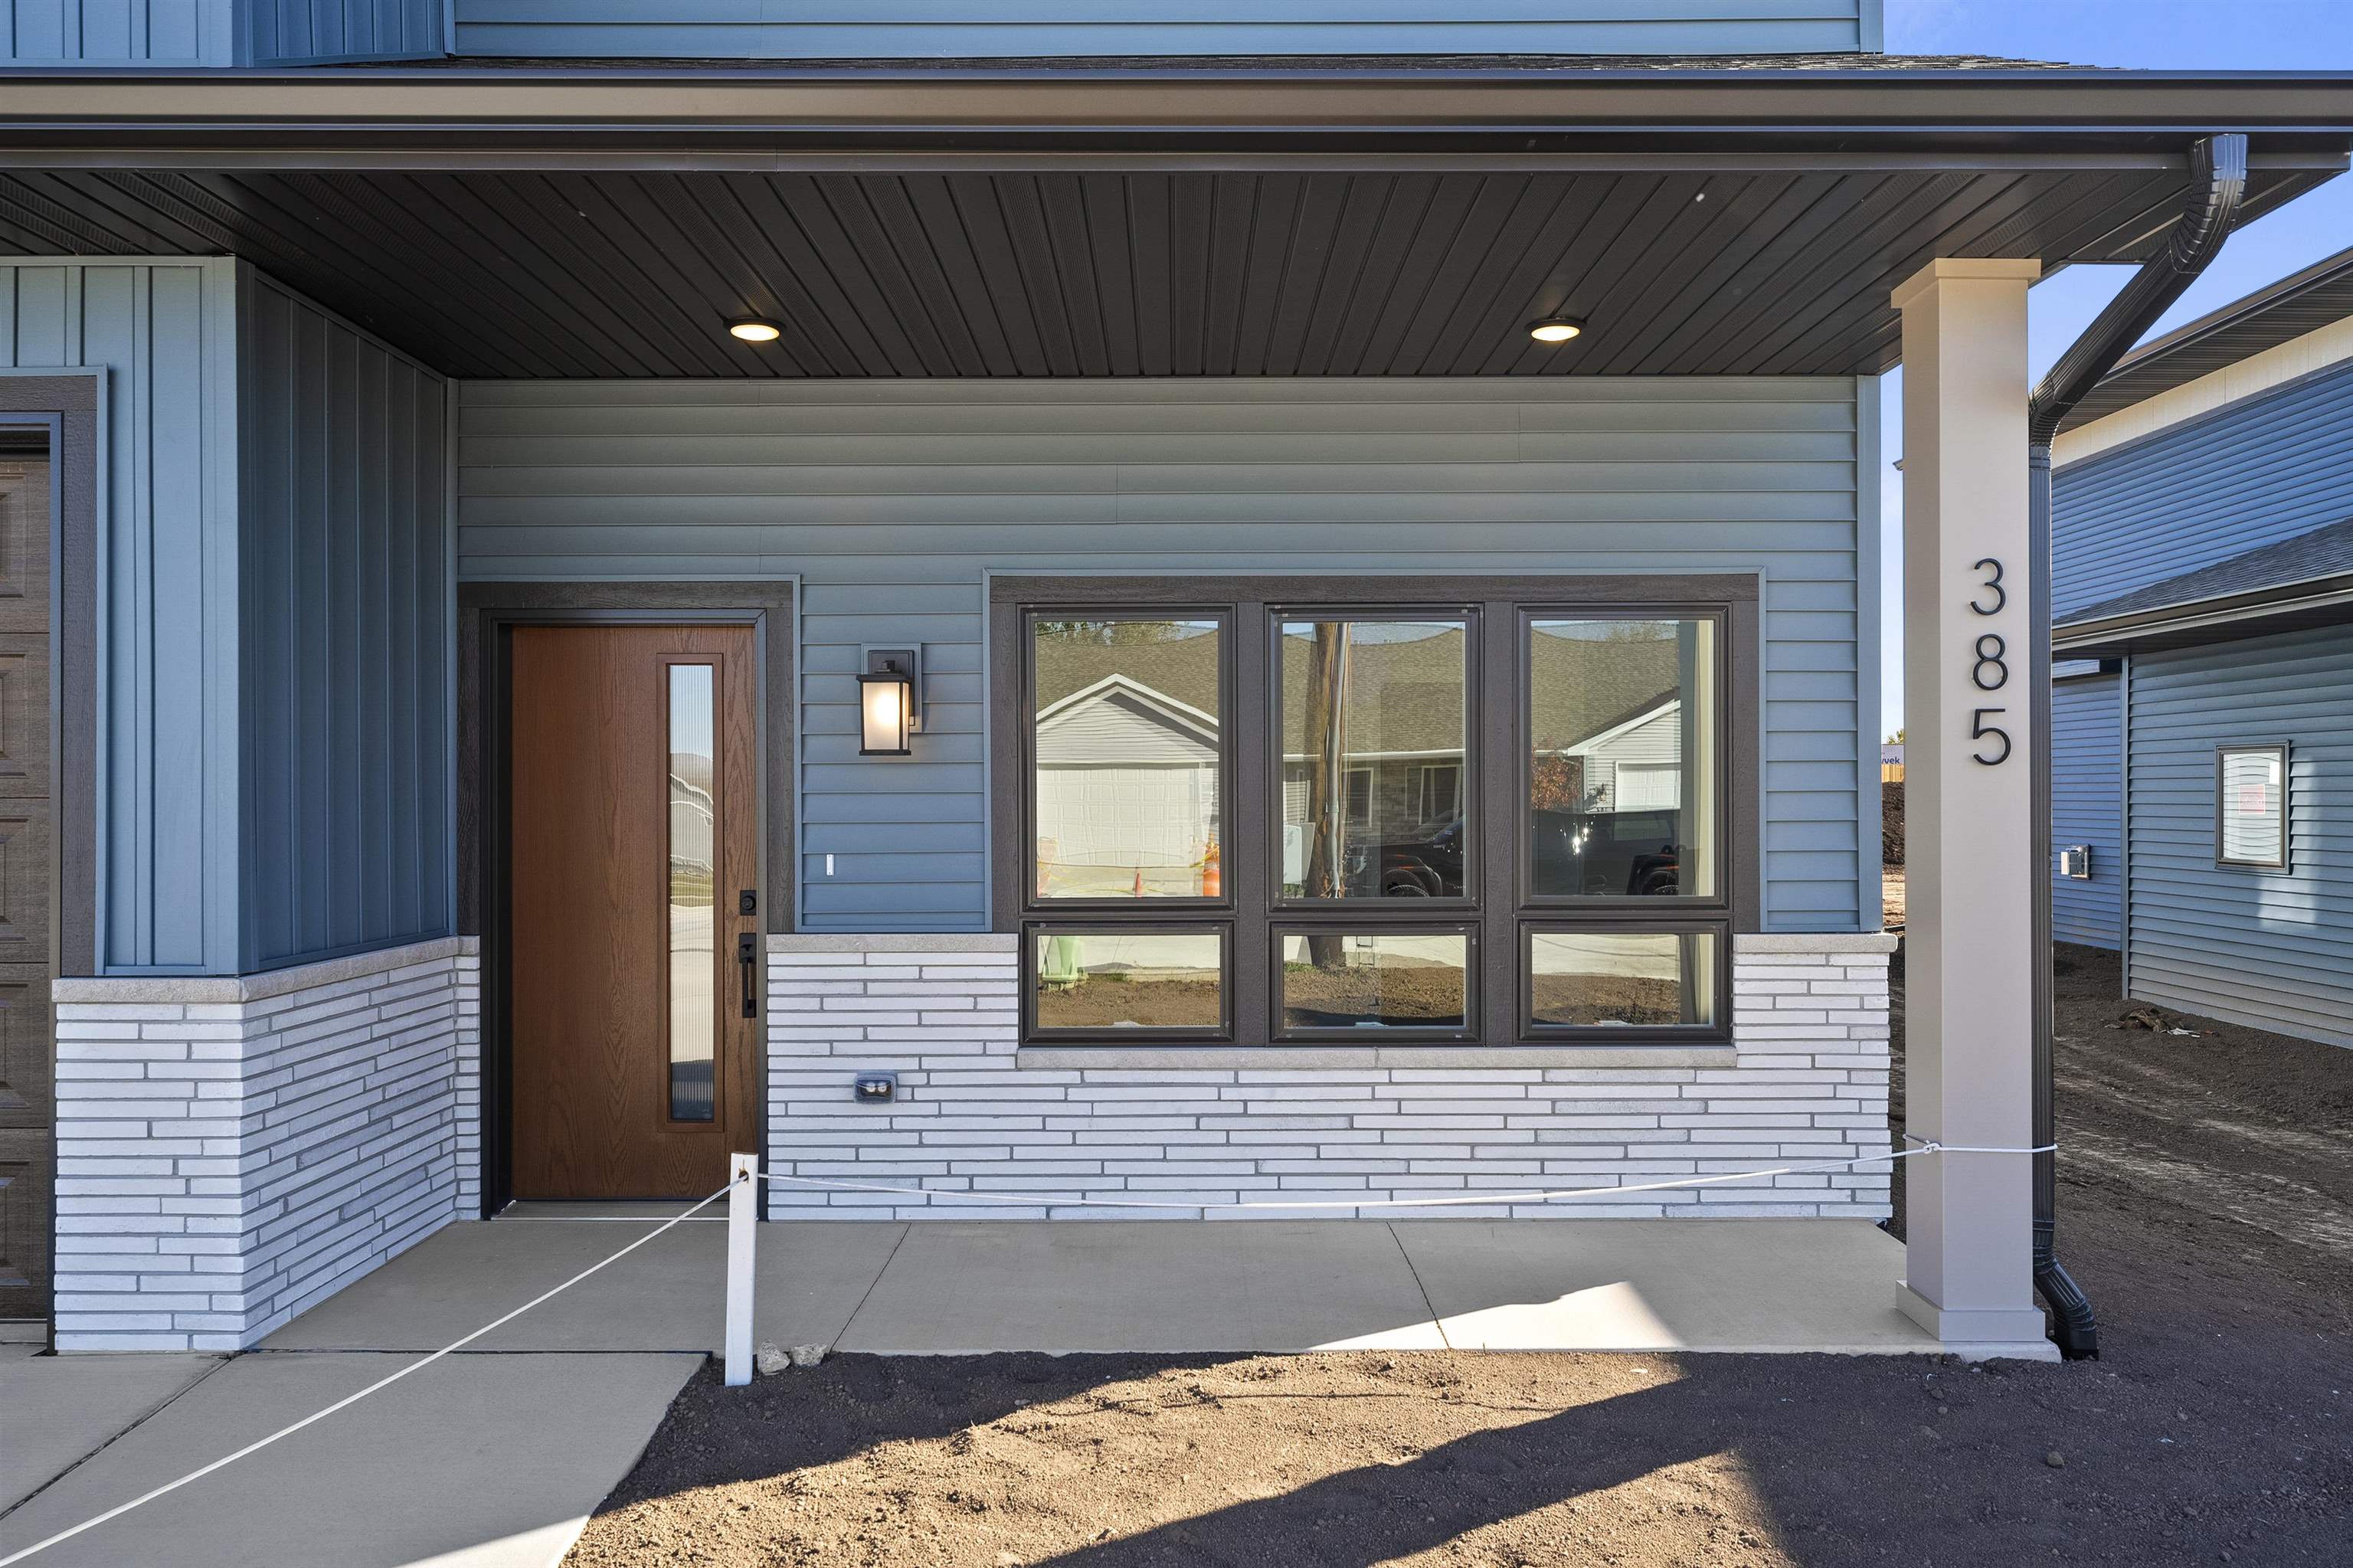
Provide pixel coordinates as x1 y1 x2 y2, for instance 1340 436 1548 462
1015 1044 1736 1072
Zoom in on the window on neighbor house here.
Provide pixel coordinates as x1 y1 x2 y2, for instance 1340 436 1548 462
1014 594 1734 1046
2216 745 2289 869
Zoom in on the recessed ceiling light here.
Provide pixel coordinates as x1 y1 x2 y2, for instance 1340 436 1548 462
728 318 783 344
1527 316 1586 345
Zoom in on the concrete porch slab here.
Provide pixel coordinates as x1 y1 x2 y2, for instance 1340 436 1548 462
0 1349 224 1511
262 1214 906 1353
1392 1219 1945 1354
0 1351 701 1568
834 1220 1448 1354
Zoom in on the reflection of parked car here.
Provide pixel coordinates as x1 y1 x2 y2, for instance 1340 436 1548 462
1343 808 1680 898
1533 807 1680 896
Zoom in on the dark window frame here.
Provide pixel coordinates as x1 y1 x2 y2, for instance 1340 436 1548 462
1021 921 1235 1044
990 574 1760 1049
2214 742 2291 871
1519 921 1733 1045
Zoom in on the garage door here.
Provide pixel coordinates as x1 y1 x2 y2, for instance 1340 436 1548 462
1037 764 1214 897
1615 761 1682 810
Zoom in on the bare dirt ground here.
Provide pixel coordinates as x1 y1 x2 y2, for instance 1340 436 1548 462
569 935 2351 1568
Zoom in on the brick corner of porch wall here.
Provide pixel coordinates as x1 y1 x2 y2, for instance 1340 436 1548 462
51 940 481 1348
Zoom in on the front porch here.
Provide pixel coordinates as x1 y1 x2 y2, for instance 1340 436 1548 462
8 57 2345 1367
252 1207 1947 1357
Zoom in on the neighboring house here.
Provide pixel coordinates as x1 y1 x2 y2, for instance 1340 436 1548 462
0 0 2344 1363
2050 245 2353 1047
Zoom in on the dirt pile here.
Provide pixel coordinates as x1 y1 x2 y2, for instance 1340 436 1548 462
1882 779 1905 866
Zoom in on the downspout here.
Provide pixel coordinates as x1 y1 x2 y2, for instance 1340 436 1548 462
2024 131 2247 1360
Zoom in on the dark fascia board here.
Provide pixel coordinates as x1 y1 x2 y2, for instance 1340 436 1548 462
0 67 2348 169
2055 571 2353 657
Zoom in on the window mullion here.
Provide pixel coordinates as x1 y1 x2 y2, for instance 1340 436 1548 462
1235 598 1271 1043
1481 598 1518 1044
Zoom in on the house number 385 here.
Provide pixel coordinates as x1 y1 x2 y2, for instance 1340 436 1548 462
1968 558 2010 765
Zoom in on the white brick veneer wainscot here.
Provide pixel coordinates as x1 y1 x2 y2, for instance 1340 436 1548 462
51 938 482 1351
765 933 1893 1220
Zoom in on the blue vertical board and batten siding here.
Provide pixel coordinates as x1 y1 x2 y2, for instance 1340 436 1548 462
247 0 443 62
1 257 453 974
456 376 1870 935
237 267 452 972
1 259 241 973
2050 672 2121 951
2 0 441 64
2052 359 2353 621
451 1 1881 59
2124 625 2353 1049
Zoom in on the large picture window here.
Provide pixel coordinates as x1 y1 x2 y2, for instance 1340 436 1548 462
1007 581 1745 1048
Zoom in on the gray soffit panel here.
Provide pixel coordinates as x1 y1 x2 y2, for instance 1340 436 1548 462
0 162 2338 381
2062 244 2353 429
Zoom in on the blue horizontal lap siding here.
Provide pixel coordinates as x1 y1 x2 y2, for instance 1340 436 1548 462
2051 673 2121 951
457 378 1867 935
452 1 1873 58
2053 361 2353 621
2126 626 2353 1049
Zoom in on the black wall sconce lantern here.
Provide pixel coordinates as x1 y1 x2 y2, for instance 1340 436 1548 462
858 648 920 756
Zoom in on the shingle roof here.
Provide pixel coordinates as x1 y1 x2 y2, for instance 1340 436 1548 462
2059 514 2353 627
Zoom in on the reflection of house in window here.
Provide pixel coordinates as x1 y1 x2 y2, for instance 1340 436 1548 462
1537 692 1683 813
1415 762 1461 823
1034 673 1222 897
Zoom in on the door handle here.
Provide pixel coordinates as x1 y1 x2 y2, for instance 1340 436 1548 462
738 932 758 1019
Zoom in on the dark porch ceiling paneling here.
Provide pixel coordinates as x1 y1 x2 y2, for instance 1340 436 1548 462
0 164 2326 380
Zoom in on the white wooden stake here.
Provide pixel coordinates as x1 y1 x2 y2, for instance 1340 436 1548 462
724 1151 758 1386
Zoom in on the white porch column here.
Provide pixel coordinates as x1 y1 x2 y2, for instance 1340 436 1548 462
1892 258 2054 1356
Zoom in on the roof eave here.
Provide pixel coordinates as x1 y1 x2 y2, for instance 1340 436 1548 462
2055 571 2353 656
0 67 2348 169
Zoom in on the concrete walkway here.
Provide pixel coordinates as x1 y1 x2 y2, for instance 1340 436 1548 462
255 1213 1946 1357
2 1213 1968 1568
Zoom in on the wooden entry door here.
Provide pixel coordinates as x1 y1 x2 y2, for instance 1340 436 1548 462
0 447 53 1320
509 624 760 1199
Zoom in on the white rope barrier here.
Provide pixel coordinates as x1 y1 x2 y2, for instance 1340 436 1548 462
0 1176 742 1568
756 1139 2057 1213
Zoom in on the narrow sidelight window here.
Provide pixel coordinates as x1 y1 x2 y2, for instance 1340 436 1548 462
1526 928 1720 1033
1031 617 1226 901
1527 616 1720 901
666 663 718 1121
2216 745 2289 869
1278 617 1470 900
1276 928 1472 1036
